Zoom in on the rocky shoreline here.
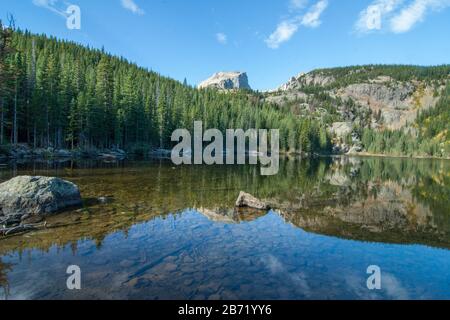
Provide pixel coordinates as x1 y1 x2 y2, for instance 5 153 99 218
0 144 128 162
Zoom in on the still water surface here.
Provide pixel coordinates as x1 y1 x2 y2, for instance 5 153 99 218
0 157 449 299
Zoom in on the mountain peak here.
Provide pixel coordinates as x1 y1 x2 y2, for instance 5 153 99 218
198 71 251 90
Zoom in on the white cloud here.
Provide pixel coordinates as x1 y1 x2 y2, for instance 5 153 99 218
390 0 428 32
356 0 450 34
35 0 146 16
355 0 404 33
216 32 227 45
33 0 58 6
265 20 299 49
301 0 328 28
121 0 145 15
33 0 57 5
390 0 450 33
32 0 67 17
265 0 328 49
289 0 309 11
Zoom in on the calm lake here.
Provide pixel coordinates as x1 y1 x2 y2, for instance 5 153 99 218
0 156 449 300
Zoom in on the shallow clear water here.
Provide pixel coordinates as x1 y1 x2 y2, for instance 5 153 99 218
0 157 449 300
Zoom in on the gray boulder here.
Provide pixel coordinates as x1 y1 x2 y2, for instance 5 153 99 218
0 176 82 219
235 192 269 210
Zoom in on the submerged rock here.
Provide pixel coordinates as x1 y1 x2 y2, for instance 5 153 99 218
97 196 114 205
235 192 269 210
0 176 82 219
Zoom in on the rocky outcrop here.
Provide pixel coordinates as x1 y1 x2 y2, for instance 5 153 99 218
274 73 306 92
265 91 309 105
341 82 414 109
337 82 423 129
198 72 251 90
274 72 335 92
0 176 82 220
329 122 353 138
235 192 269 210
268 69 444 132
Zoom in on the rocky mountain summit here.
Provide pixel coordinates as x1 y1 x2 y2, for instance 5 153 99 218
198 71 251 90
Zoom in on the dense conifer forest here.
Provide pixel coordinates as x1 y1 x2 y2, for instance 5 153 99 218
0 23 331 155
0 22 448 158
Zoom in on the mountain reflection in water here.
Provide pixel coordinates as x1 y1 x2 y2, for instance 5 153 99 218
0 156 449 299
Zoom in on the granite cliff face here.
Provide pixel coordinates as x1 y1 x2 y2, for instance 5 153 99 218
198 72 251 90
267 71 443 130
335 80 440 130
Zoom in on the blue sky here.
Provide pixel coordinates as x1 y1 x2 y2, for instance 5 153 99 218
1 0 450 90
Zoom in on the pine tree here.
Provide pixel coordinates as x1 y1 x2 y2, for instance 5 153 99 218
0 20 14 145
95 56 114 147
10 51 26 145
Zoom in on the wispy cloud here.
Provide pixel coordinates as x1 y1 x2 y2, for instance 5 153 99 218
121 0 145 15
216 32 227 45
356 0 450 34
301 0 329 27
289 0 308 11
262 255 312 298
265 21 299 49
390 0 450 33
32 0 67 17
265 0 328 49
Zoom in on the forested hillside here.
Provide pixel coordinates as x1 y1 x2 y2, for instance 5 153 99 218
0 22 448 159
266 65 450 158
0 23 330 155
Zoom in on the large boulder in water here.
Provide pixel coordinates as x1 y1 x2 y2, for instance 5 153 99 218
235 192 269 210
0 176 82 220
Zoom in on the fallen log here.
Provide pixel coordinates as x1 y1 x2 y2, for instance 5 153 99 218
0 215 22 227
0 222 47 237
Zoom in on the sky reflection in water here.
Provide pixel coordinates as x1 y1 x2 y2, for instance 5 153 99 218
0 157 449 300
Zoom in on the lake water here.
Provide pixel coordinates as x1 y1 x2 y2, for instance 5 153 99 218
0 156 449 300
